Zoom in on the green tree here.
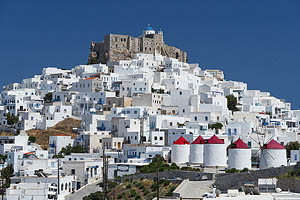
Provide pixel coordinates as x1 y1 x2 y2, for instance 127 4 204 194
285 141 300 158
208 122 223 134
1 165 14 188
226 95 240 112
28 136 36 143
44 92 53 103
139 155 170 173
6 113 19 126
53 144 85 158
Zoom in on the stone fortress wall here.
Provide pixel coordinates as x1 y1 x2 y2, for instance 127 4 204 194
88 26 187 64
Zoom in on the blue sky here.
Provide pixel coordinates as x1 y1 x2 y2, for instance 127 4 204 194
0 1 299 108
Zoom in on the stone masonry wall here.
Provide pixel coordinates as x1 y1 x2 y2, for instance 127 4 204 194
120 170 212 183
215 163 300 191
88 32 187 64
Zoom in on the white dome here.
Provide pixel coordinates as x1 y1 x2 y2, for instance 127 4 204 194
189 144 204 164
203 143 227 167
259 149 287 169
228 148 251 170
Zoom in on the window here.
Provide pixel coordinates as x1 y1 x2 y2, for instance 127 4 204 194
154 136 157 140
61 184 64 191
205 116 208 121
194 116 198 121
160 137 163 140
295 154 298 161
233 128 237 134
71 169 75 175
248 141 251 148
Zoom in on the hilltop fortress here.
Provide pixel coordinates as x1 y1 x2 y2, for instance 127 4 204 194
88 25 187 64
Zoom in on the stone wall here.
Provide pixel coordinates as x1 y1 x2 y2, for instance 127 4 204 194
215 163 300 191
277 178 300 193
121 170 213 183
88 32 187 64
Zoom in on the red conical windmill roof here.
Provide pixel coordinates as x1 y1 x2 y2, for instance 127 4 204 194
231 138 248 149
206 135 224 144
192 135 205 144
173 136 190 145
264 139 285 149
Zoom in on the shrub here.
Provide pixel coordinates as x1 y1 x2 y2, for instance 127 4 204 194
130 189 136 197
170 163 180 170
166 185 177 196
226 95 240 112
126 184 132 189
151 182 157 191
139 185 145 190
143 189 149 195
241 168 249 172
135 181 142 188
226 168 239 173
28 136 36 143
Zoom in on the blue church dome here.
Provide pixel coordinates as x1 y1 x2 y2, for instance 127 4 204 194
144 25 154 31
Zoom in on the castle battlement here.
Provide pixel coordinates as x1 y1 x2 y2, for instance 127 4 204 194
88 25 187 64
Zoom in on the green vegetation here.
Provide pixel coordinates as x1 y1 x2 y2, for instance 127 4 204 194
180 166 201 171
139 155 200 173
6 113 19 126
53 144 85 158
166 185 177 196
139 155 172 173
44 92 53 103
0 154 7 162
28 136 36 143
285 141 300 158
226 95 240 112
83 178 178 200
208 122 223 134
208 122 223 130
225 168 249 173
1 165 14 188
287 168 300 177
83 181 118 200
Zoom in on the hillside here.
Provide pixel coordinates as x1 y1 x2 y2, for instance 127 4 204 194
27 118 81 150
84 178 178 200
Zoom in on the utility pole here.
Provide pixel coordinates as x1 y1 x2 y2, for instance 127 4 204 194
156 158 159 200
55 141 60 200
57 157 60 196
1 178 4 200
102 144 108 200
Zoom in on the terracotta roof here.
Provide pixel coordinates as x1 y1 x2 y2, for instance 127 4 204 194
24 152 34 155
206 135 224 144
173 136 190 145
231 138 248 149
56 134 68 137
84 77 97 80
191 135 205 144
264 139 285 149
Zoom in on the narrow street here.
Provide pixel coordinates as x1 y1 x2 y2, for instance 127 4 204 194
65 181 102 200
